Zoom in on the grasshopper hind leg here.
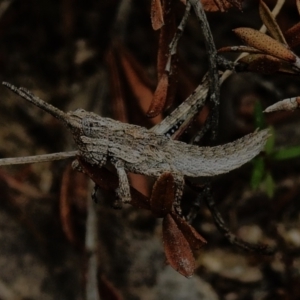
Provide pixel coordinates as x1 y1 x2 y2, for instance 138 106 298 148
111 159 132 207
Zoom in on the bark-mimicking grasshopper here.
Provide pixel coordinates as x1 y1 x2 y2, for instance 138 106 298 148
2 82 269 212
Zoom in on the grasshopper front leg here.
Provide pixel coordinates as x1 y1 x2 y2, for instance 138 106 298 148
111 158 132 207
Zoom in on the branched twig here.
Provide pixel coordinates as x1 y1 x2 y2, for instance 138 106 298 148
165 2 191 74
203 186 275 255
217 55 237 72
192 112 214 144
189 0 220 140
157 0 286 140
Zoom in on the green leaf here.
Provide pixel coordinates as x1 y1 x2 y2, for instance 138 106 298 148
264 171 275 198
251 156 265 190
272 146 300 160
254 100 266 129
265 126 275 155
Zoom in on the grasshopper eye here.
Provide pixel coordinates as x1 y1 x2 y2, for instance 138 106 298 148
82 117 93 136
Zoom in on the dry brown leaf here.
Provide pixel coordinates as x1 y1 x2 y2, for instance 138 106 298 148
150 172 174 217
147 73 168 118
233 28 296 62
278 61 298 75
117 45 161 124
259 0 287 45
201 0 221 12
107 43 158 123
240 54 281 74
285 22 300 49
218 45 263 54
202 0 230 12
171 212 207 250
151 0 164 30
226 0 242 10
201 0 242 12
163 214 195 277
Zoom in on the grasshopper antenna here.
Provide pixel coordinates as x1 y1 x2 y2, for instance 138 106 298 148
2 82 68 123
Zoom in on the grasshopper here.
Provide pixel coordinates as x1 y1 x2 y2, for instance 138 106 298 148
2 82 269 211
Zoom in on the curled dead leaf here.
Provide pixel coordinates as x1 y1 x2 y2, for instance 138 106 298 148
147 73 169 118
106 48 128 123
285 22 300 49
163 214 195 277
201 0 230 12
259 0 287 45
239 54 281 74
150 172 174 217
233 27 296 62
117 45 156 119
226 0 243 10
171 212 207 250
218 45 263 54
201 0 242 12
151 0 164 30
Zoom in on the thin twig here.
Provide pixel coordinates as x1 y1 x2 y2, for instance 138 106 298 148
85 181 101 300
189 0 220 140
203 186 275 255
192 112 214 144
151 74 209 138
165 2 191 74
158 0 286 139
0 151 77 166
